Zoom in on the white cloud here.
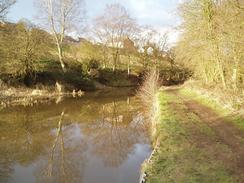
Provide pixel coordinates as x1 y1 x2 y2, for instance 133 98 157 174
117 0 181 46
152 26 180 47
85 0 182 43
123 0 176 26
158 26 180 43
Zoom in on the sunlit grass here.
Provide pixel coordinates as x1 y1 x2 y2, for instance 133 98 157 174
179 88 228 115
144 91 237 183
179 88 244 130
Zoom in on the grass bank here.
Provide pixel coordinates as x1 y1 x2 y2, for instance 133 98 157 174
142 89 243 183
0 67 142 107
179 87 244 130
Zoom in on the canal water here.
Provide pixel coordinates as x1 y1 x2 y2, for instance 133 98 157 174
0 89 151 183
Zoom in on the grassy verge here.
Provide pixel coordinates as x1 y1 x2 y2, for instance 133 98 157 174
144 90 238 183
179 88 244 130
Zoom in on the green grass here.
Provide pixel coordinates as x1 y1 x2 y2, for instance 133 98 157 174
179 88 244 130
229 116 244 130
179 88 228 115
144 91 237 183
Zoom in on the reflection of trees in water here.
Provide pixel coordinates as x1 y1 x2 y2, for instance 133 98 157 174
0 110 87 183
20 109 33 152
0 94 150 182
0 161 13 183
0 109 52 183
83 99 149 167
36 111 86 183
47 111 66 181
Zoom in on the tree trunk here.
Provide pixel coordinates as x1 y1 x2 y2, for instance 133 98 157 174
127 55 130 76
112 64 116 72
218 62 226 89
232 68 237 90
214 42 226 89
232 57 239 90
220 70 226 89
113 49 119 72
56 41 66 72
102 47 107 69
204 67 208 84
103 57 107 69
103 62 106 69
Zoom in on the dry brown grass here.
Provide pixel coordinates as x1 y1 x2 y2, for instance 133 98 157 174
0 82 76 107
183 79 244 112
137 69 160 139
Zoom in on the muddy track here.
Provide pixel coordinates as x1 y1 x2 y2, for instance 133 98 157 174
165 89 244 182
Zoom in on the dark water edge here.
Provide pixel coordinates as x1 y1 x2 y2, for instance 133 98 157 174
0 88 152 183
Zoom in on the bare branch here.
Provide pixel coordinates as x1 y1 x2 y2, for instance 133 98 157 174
35 0 85 71
0 0 16 21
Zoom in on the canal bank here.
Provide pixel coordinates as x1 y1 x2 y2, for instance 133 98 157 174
142 88 244 183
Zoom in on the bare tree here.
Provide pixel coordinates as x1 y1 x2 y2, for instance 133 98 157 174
0 0 16 21
35 0 85 72
93 3 138 71
135 26 170 70
176 0 244 90
123 37 137 75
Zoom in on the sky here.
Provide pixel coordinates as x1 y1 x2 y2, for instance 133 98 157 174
8 0 182 44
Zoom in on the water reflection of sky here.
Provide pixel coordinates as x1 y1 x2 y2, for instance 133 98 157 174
0 90 151 183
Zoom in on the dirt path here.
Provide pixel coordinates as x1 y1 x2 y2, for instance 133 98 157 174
165 89 244 182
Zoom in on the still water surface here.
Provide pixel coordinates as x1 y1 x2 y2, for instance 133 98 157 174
0 89 151 183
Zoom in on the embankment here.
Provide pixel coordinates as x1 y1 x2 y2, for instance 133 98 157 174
140 86 244 183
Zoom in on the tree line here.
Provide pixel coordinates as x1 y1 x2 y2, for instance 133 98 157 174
3 0 240 90
175 0 244 91
0 0 173 86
